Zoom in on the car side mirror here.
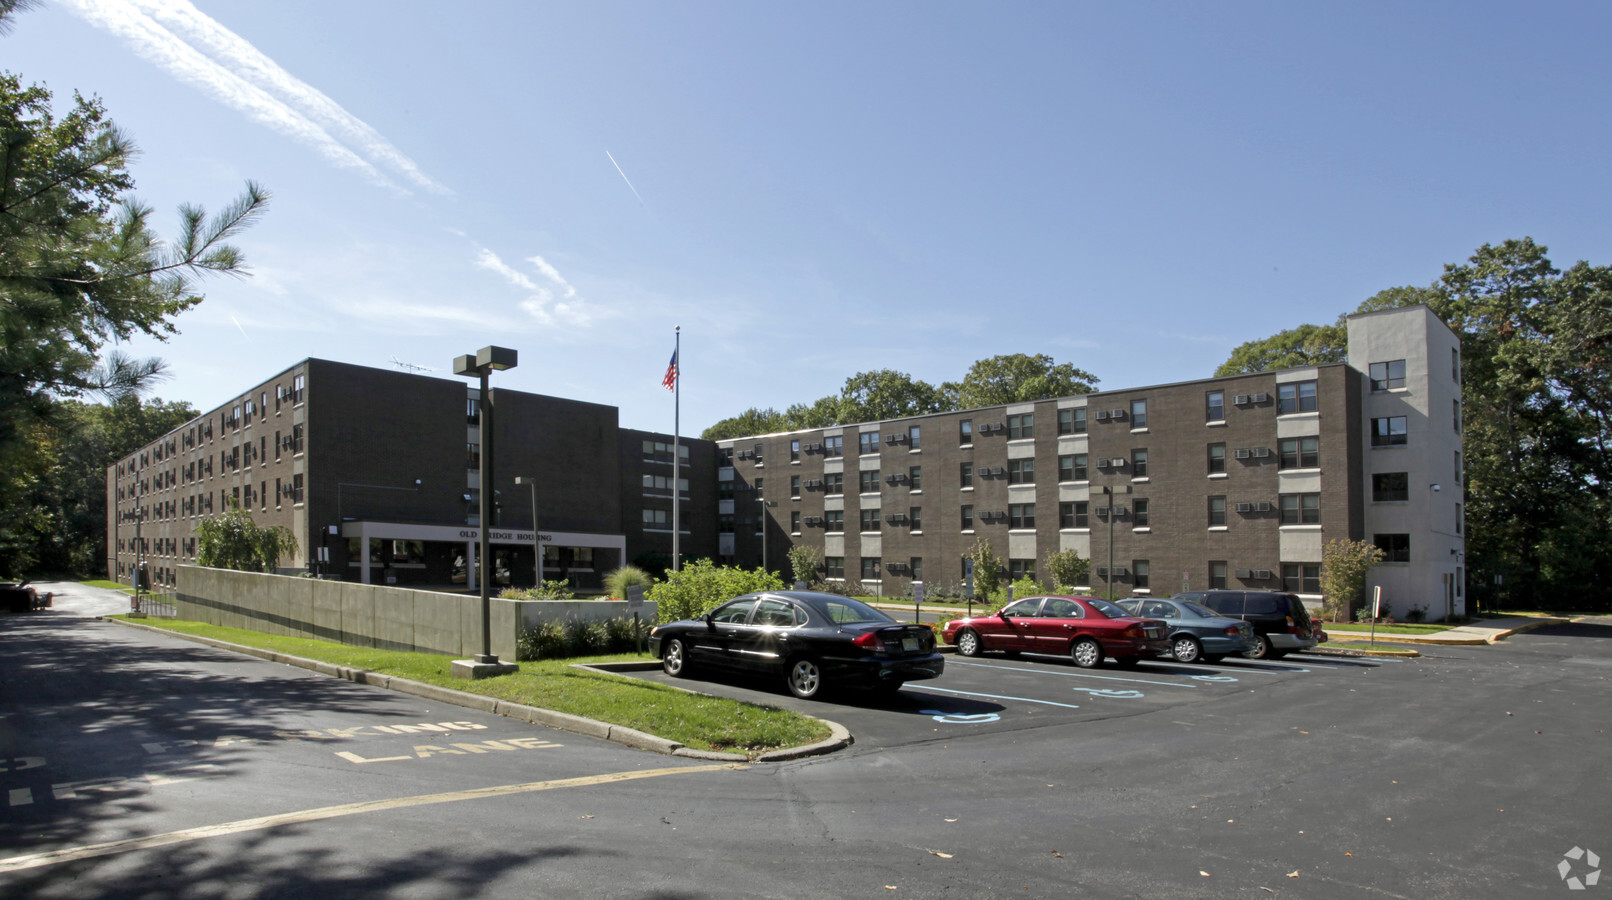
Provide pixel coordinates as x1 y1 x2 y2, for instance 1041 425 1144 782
704 613 715 628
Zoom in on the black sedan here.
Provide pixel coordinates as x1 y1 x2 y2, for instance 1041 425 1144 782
648 591 944 699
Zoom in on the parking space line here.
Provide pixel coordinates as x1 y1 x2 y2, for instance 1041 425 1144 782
0 763 743 874
950 660 1199 688
917 685 1084 709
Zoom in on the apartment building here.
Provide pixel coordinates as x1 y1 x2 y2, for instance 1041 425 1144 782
716 305 1466 619
106 359 715 593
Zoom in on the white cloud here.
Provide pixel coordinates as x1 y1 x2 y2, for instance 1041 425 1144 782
61 0 444 194
474 248 541 293
475 248 598 327
526 255 577 299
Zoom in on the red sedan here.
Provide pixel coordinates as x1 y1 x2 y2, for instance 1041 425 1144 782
942 595 1171 668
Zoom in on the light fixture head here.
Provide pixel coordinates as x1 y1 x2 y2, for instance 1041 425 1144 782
477 345 518 371
1431 483 1442 493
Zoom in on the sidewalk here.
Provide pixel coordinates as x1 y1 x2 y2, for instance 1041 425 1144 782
1323 615 1570 646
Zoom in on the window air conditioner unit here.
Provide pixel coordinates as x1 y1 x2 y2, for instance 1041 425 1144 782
1234 394 1251 405
1113 567 1129 577
1255 501 1274 512
1095 506 1110 516
1254 569 1273 579
1095 410 1111 421
1233 448 1251 460
1253 447 1271 458
1235 568 1253 579
1110 458 1126 467
1097 566 1109 577
885 514 906 524
1114 506 1129 517
1111 409 1127 418
1252 392 1269 402
988 466 1003 476
1234 502 1253 513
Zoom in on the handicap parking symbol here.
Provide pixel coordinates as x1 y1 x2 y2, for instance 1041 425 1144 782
1080 689 1145 699
1190 674 1239 683
919 709 1002 724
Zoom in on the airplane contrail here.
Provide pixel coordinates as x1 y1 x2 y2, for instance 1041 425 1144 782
230 314 254 344
605 150 645 206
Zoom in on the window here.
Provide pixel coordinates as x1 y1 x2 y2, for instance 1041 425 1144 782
1453 348 1461 383
790 439 800 462
1009 559 1035 581
1454 399 1462 434
824 435 844 457
1455 452 1463 486
961 505 974 530
1208 443 1226 474
824 557 845 579
860 509 881 532
859 432 880 455
909 506 922 531
292 374 306 402
1208 496 1226 526
1008 458 1035 484
466 397 480 424
791 475 801 498
274 431 282 461
861 557 882 580
1283 563 1320 594
1009 503 1035 529
1058 408 1087 435
909 426 921 449
791 511 801 533
467 442 481 470
718 482 736 501
910 557 923 581
721 514 738 533
1131 399 1148 428
1373 472 1408 502
960 462 973 487
909 465 922 490
1058 454 1088 482
1369 360 1407 391
824 472 844 495
1206 391 1224 421
1371 416 1408 446
1131 448 1148 477
1278 380 1317 413
1133 560 1150 590
860 471 880 493
1008 413 1033 439
1456 503 1463 535
959 419 973 444
825 510 844 532
1278 437 1319 469
1059 501 1088 528
1209 561 1227 590
1280 493 1321 525
753 477 763 497
1132 498 1149 527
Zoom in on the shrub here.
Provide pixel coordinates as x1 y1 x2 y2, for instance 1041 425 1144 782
1009 576 1043 602
516 621 565 661
562 618 609 656
813 578 867 598
603 615 646 653
647 559 785 623
965 540 1003 603
1044 549 1090 591
604 565 654 600
786 545 823 587
1321 538 1386 623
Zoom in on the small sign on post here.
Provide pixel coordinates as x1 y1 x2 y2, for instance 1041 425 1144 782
1370 585 1383 645
912 581 924 626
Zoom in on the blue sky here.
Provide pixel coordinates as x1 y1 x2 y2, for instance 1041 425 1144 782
7 1 1609 436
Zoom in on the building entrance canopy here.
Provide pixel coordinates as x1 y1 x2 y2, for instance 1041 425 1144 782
337 520 626 586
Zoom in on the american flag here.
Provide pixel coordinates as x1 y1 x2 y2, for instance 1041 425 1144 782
662 349 678 391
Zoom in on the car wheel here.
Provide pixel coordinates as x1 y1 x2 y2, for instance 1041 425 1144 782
1243 635 1275 660
1070 637 1102 668
1172 636 1203 664
662 638 691 677
787 657 824 699
956 628 982 657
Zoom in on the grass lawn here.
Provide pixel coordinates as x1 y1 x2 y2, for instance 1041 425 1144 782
1324 622 1454 635
80 579 133 592
116 617 831 757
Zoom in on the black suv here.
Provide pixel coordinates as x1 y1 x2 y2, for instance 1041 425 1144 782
1172 590 1316 660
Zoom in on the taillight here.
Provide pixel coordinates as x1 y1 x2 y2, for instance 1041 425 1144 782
1123 623 1143 638
853 631 884 651
1223 625 1241 637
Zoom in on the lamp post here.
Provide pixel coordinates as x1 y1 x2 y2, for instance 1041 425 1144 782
451 346 519 679
758 496 776 572
515 475 540 587
1101 484 1130 601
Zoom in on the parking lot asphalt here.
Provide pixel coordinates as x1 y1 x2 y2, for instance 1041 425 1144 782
628 648 1405 752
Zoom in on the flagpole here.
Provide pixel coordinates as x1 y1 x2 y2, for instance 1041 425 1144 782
672 326 681 573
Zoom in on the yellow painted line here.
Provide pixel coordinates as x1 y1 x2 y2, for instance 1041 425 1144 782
0 763 743 874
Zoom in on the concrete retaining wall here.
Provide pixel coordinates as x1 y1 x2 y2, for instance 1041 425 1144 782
174 565 654 660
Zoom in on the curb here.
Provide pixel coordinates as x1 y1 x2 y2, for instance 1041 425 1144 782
103 617 851 763
1310 645 1421 658
1320 617 1569 646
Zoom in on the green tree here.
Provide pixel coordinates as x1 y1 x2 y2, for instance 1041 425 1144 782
940 353 1098 410
0 71 269 470
835 369 944 423
701 407 787 441
1044 548 1090 592
646 559 784 623
1320 538 1384 623
1214 323 1347 377
964 539 1003 604
786 544 822 586
195 500 298 573
782 395 843 430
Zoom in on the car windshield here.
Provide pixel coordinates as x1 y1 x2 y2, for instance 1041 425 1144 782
805 596 894 625
1086 598 1130 618
1180 601 1217 618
